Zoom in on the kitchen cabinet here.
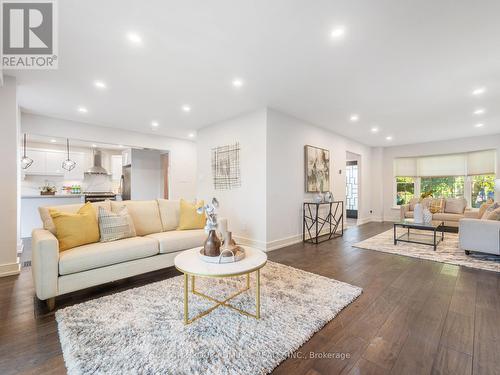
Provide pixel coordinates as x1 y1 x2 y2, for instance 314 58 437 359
26 149 47 174
45 151 65 175
111 155 122 181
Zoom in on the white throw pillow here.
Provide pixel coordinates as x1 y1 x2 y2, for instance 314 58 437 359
444 198 467 214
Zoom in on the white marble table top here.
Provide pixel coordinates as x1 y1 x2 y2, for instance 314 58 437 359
174 246 267 277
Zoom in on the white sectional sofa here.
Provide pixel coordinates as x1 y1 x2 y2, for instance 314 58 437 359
32 199 206 309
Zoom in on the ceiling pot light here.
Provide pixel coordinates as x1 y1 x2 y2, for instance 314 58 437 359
330 26 346 39
475 123 484 128
182 105 191 112
350 114 359 122
20 134 33 170
92 144 97 148
151 121 159 128
50 139 57 143
386 136 393 141
77 106 88 113
472 87 486 96
127 32 142 44
94 80 107 89
473 108 485 115
232 78 244 88
371 127 379 133
188 132 195 138
62 139 76 171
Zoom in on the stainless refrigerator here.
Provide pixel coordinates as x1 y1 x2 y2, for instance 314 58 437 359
120 165 131 201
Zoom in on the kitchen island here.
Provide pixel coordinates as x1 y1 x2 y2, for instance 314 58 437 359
21 195 84 238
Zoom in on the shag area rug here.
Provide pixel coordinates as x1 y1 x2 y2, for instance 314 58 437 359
354 229 500 273
55 261 362 375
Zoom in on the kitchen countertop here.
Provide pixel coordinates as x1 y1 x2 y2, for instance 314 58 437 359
21 194 84 199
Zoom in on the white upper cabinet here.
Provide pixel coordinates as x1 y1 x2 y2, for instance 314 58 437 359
25 149 47 174
45 151 65 175
111 155 122 181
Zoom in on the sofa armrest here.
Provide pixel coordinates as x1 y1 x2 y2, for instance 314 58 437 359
464 209 479 219
31 229 59 300
400 204 410 220
459 219 500 255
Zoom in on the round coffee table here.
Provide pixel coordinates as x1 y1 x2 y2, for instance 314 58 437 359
174 246 267 325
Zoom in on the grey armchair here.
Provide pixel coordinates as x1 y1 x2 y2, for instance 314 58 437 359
459 218 500 256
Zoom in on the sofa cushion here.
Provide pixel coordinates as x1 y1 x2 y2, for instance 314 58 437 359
444 198 467 214
429 198 444 214
112 200 162 236
39 200 111 235
432 213 463 222
478 202 493 218
482 203 500 220
59 236 159 275
98 206 136 242
157 199 180 231
145 229 206 254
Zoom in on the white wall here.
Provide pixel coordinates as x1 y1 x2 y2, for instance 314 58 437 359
130 149 162 200
196 109 267 247
0 76 21 277
21 113 197 200
382 134 500 221
266 108 375 248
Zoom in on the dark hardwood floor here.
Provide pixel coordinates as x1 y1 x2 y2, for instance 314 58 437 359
1 222 499 375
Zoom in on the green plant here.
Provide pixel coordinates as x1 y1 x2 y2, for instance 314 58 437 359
39 182 57 193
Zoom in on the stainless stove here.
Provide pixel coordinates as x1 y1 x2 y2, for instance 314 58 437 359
84 192 117 203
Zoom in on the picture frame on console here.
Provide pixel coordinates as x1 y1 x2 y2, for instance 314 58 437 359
304 145 330 193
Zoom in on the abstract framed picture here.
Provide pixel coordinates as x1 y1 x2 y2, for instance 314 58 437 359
304 145 330 192
212 142 241 190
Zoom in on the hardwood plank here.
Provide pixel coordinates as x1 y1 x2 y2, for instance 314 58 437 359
431 345 472 375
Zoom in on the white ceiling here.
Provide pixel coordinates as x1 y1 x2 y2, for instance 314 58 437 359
8 0 500 146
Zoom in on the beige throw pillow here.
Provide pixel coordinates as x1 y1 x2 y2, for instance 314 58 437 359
486 207 500 221
444 198 467 214
98 206 136 242
481 202 500 220
478 202 493 218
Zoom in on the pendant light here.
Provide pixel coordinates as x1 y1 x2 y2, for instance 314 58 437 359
62 138 76 171
21 134 33 169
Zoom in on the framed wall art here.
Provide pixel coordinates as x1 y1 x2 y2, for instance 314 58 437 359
304 145 330 192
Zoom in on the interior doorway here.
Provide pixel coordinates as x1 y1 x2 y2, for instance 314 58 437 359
160 152 169 199
346 152 361 227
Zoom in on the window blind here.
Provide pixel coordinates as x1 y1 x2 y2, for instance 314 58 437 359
394 150 496 177
467 150 496 175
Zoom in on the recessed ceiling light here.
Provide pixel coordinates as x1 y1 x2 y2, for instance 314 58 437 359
50 139 56 143
475 123 484 128
386 136 393 141
330 26 346 39
473 108 485 115
151 121 159 128
472 87 486 96
77 106 88 113
127 32 142 44
91 144 97 147
182 105 191 112
232 78 244 88
188 132 195 138
350 114 359 122
371 127 379 133
94 80 107 89
119 145 125 148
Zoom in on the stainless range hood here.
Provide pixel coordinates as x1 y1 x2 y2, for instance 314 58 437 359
85 150 109 175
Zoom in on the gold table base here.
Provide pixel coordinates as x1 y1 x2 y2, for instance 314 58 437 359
183 270 261 325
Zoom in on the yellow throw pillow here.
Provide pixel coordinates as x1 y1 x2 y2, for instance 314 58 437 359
50 202 100 251
177 199 205 230
429 198 444 214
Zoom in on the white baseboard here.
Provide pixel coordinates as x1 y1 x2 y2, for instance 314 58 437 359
0 260 21 277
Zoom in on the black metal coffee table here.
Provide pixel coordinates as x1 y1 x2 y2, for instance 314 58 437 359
393 219 445 251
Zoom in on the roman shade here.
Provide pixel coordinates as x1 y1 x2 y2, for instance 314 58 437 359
394 150 496 177
467 150 496 175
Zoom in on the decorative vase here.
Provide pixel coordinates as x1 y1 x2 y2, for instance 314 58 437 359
203 230 221 257
414 203 423 223
423 208 432 224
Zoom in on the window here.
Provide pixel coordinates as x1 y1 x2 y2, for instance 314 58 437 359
471 174 496 208
396 177 415 205
420 176 465 199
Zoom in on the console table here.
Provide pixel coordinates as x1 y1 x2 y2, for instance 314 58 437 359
303 201 344 244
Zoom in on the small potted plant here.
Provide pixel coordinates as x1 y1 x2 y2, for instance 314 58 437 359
39 182 57 196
